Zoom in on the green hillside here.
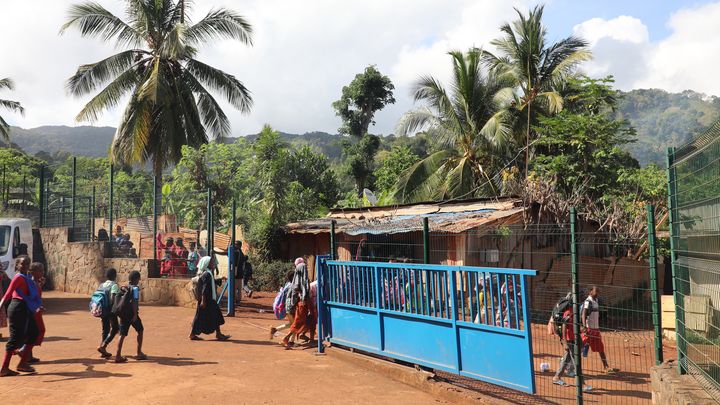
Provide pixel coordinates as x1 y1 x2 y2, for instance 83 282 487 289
5 89 720 166
617 89 720 165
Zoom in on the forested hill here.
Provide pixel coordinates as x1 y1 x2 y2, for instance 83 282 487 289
618 89 720 166
5 89 720 166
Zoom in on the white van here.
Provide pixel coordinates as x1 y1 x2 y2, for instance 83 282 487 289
0 218 33 278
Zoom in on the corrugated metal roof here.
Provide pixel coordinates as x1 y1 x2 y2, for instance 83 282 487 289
285 198 526 235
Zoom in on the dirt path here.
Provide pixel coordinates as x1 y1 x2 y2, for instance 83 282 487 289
1 291 448 405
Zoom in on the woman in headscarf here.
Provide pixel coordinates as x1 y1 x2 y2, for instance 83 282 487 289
281 258 310 349
189 256 230 341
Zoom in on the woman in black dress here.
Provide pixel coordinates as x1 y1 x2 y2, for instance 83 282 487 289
189 256 230 341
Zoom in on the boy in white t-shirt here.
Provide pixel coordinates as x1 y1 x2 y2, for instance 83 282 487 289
581 286 618 373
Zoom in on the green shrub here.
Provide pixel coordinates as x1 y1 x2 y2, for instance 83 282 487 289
252 260 293 292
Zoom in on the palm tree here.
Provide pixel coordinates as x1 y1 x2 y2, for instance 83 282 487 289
392 49 513 203
61 0 253 204
0 78 24 143
482 5 590 179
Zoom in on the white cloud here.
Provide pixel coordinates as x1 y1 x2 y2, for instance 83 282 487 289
574 2 720 95
0 0 526 136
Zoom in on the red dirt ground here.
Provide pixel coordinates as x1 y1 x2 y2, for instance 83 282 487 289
1 291 449 405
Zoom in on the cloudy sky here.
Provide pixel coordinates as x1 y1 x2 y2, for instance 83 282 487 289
1 0 720 136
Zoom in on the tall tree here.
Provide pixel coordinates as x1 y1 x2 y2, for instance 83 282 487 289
0 78 24 143
393 49 512 203
332 65 395 139
333 65 394 195
61 0 253 205
483 5 590 179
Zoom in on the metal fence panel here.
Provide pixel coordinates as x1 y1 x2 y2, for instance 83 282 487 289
319 260 538 393
669 122 720 398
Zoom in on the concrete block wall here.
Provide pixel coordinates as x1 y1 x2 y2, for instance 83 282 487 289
650 361 717 404
39 227 197 308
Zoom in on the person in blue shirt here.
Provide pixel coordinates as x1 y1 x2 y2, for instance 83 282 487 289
114 270 146 363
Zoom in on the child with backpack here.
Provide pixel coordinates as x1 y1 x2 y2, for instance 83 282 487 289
96 268 120 358
552 306 576 386
269 270 296 340
113 270 146 363
24 263 46 364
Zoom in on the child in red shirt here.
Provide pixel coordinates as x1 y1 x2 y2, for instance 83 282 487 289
553 308 576 386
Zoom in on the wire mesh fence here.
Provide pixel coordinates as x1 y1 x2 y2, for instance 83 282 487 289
0 163 41 225
669 121 720 399
335 216 663 404
22 158 226 278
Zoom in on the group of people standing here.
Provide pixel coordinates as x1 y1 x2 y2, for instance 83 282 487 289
270 258 317 349
157 234 199 277
0 256 46 377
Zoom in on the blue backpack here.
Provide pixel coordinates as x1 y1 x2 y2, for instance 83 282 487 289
273 284 289 320
89 284 112 317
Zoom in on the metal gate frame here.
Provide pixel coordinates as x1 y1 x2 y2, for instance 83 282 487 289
317 258 538 393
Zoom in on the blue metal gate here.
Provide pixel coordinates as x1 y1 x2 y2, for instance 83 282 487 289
316 259 538 393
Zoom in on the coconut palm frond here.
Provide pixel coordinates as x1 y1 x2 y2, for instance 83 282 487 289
60 1 143 48
185 8 253 46
392 150 454 203
186 59 252 113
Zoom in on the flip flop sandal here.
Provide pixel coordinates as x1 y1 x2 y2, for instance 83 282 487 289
189 336 203 341
216 334 231 341
114 357 128 363
136 354 148 361
553 380 568 386
606 368 619 374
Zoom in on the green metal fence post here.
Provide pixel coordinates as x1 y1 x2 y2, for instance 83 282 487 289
666 147 686 374
109 164 114 239
330 220 337 260
38 166 45 227
646 204 664 365
423 217 430 264
22 174 26 212
228 199 237 316
206 188 212 254
71 157 77 229
1 164 5 206
153 175 158 264
91 186 96 239
570 207 584 404
45 176 50 226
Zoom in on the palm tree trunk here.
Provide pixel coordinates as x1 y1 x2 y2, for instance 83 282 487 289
154 168 163 218
525 102 531 179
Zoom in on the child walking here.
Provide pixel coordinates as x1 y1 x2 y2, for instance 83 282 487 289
269 270 296 340
98 268 120 358
0 256 41 376
114 270 146 363
24 263 46 364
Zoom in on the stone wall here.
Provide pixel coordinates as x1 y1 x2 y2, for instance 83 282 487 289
39 227 197 308
39 227 105 294
650 361 717 404
143 278 196 308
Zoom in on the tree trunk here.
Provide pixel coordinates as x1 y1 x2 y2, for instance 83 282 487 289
525 103 531 180
154 168 163 218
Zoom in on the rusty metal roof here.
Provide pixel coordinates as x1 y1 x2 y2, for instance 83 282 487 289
285 198 526 235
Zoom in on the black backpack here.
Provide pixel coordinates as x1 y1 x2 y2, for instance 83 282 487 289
550 293 573 337
111 286 135 320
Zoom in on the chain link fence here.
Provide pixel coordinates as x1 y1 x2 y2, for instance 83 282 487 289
668 120 720 398
334 212 664 404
